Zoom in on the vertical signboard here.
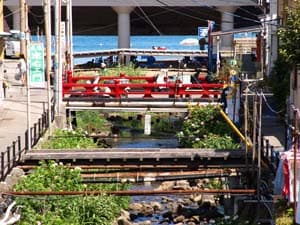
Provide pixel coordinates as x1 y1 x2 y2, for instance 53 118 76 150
29 42 45 87
198 27 208 39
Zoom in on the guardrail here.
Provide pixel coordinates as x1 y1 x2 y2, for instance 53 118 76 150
0 103 55 181
63 73 224 99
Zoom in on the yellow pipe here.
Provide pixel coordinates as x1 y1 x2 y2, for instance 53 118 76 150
218 106 253 148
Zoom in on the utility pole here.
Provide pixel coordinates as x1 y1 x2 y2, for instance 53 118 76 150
44 0 52 133
252 92 257 177
257 90 262 196
55 0 64 127
20 0 26 57
23 1 31 151
244 78 249 171
0 0 4 103
66 0 74 70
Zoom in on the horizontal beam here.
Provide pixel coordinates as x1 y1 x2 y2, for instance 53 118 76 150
73 48 208 58
5 0 258 7
6 189 256 196
24 149 248 161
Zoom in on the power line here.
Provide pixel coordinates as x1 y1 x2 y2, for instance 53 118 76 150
132 0 163 35
4 7 21 19
76 8 171 34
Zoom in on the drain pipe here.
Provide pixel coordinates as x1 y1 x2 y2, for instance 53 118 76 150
218 106 252 148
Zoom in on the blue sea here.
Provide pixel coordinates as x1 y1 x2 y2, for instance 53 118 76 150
73 35 201 64
33 35 200 64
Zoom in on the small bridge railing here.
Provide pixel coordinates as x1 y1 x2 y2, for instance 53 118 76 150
63 73 224 99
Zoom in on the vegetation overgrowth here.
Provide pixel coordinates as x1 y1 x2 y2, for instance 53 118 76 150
275 199 294 225
177 105 240 149
40 129 100 149
76 111 110 134
14 161 130 225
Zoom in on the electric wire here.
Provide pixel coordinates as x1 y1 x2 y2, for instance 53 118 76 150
261 91 285 114
76 8 170 34
4 8 21 19
132 9 154 28
155 0 215 23
155 0 277 30
132 0 163 35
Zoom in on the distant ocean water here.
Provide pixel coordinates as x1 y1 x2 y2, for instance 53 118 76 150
73 35 201 64
33 35 200 64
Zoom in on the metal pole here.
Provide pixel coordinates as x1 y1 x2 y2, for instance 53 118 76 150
20 0 26 57
216 36 220 76
67 0 74 70
0 0 4 103
44 0 52 134
293 109 298 225
257 90 262 196
54 0 62 116
244 80 248 171
25 2 31 151
252 92 257 176
58 0 63 116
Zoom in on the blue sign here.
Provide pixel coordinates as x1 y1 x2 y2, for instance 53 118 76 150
198 27 208 39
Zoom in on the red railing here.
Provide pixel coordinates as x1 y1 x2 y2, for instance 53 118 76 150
63 71 224 99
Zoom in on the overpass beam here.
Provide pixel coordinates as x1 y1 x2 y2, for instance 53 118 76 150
7 5 20 30
218 6 237 51
113 6 134 64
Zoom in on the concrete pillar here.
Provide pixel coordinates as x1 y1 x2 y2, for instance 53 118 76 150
266 0 278 76
218 6 237 51
113 6 134 49
7 5 20 30
144 114 151 135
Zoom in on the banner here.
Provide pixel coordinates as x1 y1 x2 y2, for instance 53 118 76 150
29 42 45 88
207 20 215 72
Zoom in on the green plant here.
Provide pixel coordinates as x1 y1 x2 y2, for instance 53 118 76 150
41 129 98 149
277 0 300 64
14 161 130 225
275 199 294 225
267 54 290 115
177 105 239 149
105 63 144 77
76 111 110 134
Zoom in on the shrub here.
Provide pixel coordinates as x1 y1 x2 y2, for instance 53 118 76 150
177 105 239 149
40 129 98 149
14 161 130 225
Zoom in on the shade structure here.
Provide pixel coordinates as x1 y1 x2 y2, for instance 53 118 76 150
179 38 199 46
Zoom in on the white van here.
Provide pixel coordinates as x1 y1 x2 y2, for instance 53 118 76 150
5 30 21 58
5 40 20 58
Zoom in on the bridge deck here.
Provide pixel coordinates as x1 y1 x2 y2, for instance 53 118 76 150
23 148 250 168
